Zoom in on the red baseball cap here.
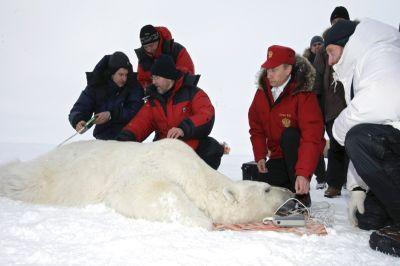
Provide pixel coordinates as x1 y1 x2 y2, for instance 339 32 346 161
261 45 296 69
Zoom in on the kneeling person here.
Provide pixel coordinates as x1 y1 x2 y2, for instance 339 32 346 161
248 45 325 206
325 19 400 257
117 55 224 169
69 51 144 140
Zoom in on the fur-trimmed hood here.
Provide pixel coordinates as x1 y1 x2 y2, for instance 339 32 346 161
257 55 316 94
302 48 312 60
302 47 316 65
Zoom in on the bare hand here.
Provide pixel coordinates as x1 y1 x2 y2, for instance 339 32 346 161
221 142 231 154
295 176 310 194
75 121 86 133
257 159 267 173
94 111 111 125
167 127 184 139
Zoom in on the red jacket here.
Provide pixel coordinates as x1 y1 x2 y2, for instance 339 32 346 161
121 74 214 150
248 58 325 179
135 27 195 88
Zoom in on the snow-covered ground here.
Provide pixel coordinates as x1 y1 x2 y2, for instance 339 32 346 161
1 143 398 266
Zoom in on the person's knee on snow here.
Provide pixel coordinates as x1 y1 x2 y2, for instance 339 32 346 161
280 127 300 154
356 191 392 230
196 137 225 170
280 128 312 207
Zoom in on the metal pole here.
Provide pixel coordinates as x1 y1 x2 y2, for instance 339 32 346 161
57 116 97 148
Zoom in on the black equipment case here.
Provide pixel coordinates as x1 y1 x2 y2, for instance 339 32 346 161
241 161 268 182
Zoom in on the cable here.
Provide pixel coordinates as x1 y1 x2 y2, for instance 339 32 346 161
263 198 334 227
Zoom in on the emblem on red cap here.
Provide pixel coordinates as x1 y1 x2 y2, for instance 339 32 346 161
261 45 296 69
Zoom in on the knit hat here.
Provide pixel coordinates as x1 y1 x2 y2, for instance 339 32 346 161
330 6 350 24
151 55 180 80
108 51 132 75
140 25 160 45
310 36 324 48
325 20 358 47
261 45 296 69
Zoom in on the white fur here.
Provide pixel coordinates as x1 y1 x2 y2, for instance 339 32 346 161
0 139 292 229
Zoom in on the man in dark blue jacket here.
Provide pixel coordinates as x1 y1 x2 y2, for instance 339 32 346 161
69 51 144 140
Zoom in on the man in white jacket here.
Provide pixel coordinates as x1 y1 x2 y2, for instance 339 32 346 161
325 18 400 257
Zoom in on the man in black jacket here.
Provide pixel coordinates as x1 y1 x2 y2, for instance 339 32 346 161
313 6 351 198
303 35 327 190
69 51 144 140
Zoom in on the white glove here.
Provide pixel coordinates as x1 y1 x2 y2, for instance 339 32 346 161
348 190 366 226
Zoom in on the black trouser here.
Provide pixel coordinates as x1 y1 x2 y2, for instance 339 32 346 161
315 94 326 183
315 156 326 183
326 120 349 189
195 136 224 170
345 123 400 223
265 128 300 193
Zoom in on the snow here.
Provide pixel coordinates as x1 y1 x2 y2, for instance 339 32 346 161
1 143 399 265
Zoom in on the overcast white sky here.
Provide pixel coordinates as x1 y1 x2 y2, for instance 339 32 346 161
0 0 399 155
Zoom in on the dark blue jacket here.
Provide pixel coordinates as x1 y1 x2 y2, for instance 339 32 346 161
69 55 144 140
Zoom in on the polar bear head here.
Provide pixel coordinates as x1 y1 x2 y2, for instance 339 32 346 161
210 180 294 224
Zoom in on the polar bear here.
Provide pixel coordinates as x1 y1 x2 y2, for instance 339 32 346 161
0 139 293 229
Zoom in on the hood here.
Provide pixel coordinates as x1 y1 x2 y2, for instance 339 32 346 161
156 26 172 41
333 18 399 85
86 54 110 86
302 48 312 60
85 54 134 87
257 55 316 94
302 47 316 64
152 26 173 58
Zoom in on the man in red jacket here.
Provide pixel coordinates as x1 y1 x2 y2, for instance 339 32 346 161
248 45 325 206
117 55 225 170
135 25 195 89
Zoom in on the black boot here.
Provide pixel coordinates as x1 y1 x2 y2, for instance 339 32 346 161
295 193 311 208
370 223 400 257
356 191 392 231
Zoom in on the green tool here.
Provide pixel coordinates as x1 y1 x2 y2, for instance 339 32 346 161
57 116 97 147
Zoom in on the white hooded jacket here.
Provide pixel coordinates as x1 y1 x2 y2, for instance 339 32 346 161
332 18 400 190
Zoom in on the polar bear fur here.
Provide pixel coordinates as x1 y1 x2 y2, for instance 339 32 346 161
0 139 293 229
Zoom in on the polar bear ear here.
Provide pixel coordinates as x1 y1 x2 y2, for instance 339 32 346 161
223 188 238 203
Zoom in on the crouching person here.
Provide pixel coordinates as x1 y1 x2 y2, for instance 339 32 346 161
325 18 400 257
117 55 225 170
248 45 325 207
69 52 144 140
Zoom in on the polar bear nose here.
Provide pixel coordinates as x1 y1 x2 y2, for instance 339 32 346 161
264 187 270 193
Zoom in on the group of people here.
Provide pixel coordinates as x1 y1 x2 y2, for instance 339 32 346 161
69 24 227 170
302 7 350 199
68 6 400 257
